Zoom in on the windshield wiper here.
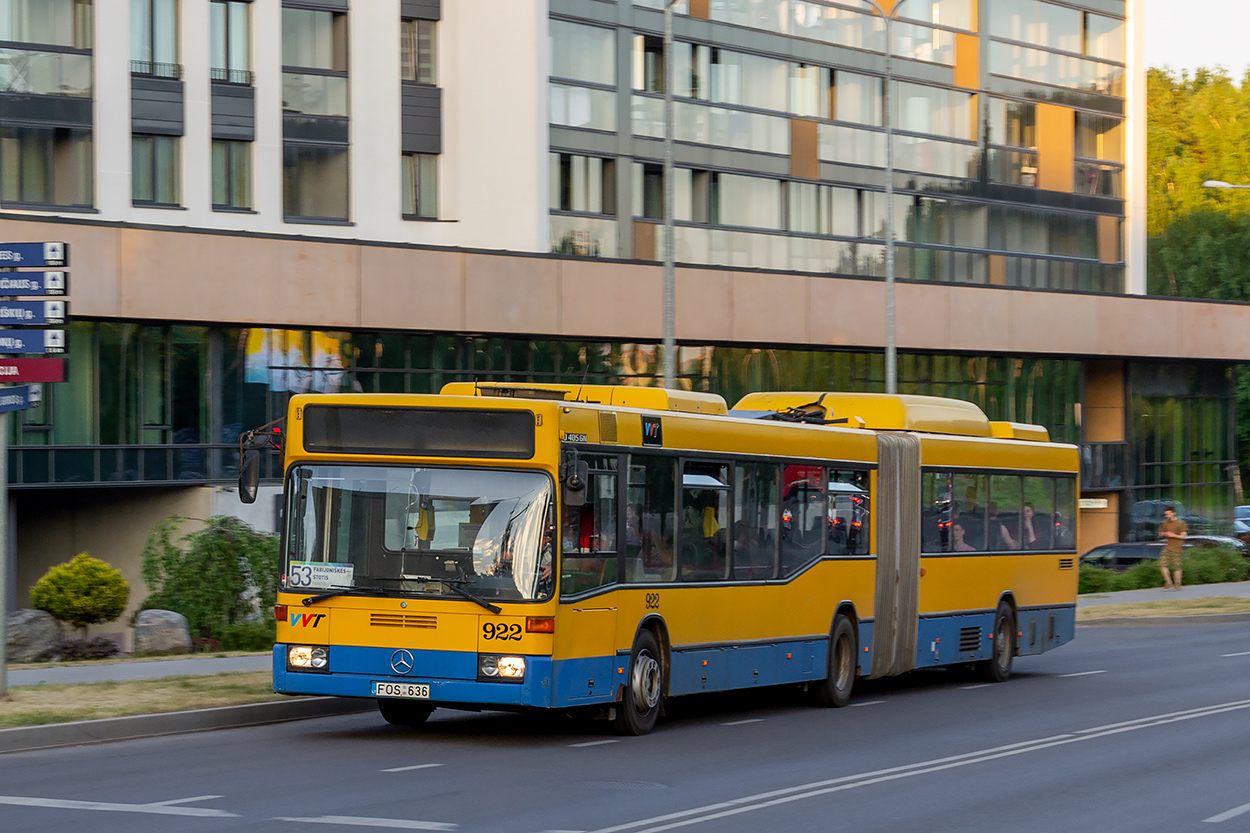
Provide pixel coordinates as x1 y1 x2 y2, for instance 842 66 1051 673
408 575 502 614
300 586 391 606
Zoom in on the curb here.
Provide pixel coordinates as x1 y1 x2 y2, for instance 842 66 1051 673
1077 611 1250 627
0 697 376 754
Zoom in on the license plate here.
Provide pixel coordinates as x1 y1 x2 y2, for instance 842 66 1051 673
373 681 431 699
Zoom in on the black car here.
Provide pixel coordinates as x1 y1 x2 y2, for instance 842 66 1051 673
1184 535 1250 556
1079 542 1163 571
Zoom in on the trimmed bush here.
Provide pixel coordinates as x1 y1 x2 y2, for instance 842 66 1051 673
57 636 121 661
141 515 279 641
30 553 130 637
1078 546 1250 594
1078 564 1117 594
219 620 277 651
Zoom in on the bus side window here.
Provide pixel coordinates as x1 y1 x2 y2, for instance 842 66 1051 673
626 455 676 583
782 464 826 575
828 469 870 556
922 472 951 553
733 462 779 580
680 462 730 581
560 456 619 595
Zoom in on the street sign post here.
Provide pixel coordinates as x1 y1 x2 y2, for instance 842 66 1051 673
0 358 66 383
0 301 68 326
0 242 68 268
0 271 68 296
0 329 66 354
0 384 40 413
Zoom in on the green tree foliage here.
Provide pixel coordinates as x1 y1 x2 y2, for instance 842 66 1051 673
141 515 280 640
30 553 130 636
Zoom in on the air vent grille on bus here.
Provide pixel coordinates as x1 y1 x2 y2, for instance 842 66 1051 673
370 613 437 629
959 627 981 653
1059 558 1075 570
599 412 618 443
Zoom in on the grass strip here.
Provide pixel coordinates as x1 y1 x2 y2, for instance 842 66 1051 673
0 671 284 729
1077 597 1250 620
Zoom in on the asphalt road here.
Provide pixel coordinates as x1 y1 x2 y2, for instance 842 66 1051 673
2 623 1249 833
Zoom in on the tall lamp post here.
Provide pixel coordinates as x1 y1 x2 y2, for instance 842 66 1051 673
1203 180 1250 191
863 0 908 394
661 0 678 389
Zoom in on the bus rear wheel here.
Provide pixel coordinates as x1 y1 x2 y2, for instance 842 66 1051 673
616 630 663 735
812 614 856 708
975 603 1016 683
378 699 434 727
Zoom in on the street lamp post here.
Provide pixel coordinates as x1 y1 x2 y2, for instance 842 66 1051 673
864 0 908 394
1203 180 1250 190
661 0 678 389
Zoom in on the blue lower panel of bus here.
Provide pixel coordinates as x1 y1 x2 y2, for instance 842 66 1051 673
665 638 825 698
913 605 1075 668
273 646 556 708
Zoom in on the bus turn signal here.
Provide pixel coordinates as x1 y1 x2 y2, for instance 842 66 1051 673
526 616 555 633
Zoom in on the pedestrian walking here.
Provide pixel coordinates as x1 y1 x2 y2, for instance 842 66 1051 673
1158 505 1187 590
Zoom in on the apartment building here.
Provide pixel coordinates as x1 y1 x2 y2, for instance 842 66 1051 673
1 0 1244 617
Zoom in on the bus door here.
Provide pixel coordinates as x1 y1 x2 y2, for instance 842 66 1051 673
869 433 921 678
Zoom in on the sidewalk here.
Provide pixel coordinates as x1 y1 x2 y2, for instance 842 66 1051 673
8 654 272 688
1077 579 1250 607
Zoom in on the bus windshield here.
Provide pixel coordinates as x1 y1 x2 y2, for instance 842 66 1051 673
285 465 554 602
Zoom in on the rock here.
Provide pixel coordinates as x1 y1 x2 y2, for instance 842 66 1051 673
133 609 192 655
6 609 64 662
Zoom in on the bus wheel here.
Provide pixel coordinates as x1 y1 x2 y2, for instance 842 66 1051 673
812 615 856 708
976 603 1016 683
378 699 434 727
616 630 663 735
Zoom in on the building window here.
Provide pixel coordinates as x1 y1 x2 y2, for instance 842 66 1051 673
400 18 436 85
282 7 347 72
0 127 93 207
211 0 251 84
284 144 348 221
550 154 615 215
212 139 250 210
402 152 437 220
132 134 180 206
0 0 92 48
131 0 180 78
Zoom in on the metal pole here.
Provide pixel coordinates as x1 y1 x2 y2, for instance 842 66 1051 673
0 411 8 699
661 0 677 389
883 7 897 395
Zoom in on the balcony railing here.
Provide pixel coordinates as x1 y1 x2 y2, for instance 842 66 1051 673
211 66 253 85
0 48 92 96
8 444 283 488
131 59 182 80
1080 442 1130 492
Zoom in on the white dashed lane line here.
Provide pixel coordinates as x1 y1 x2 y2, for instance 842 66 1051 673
1220 651 1250 657
382 763 445 773
722 718 765 726
1204 800 1250 823
850 700 886 707
276 815 456 830
960 684 992 690
1058 670 1108 678
570 739 620 748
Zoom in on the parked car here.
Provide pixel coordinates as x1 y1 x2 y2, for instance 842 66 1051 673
1128 500 1212 541
1184 535 1249 556
1079 542 1163 571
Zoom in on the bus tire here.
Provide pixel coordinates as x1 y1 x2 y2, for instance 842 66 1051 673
378 699 434 727
812 614 856 708
616 629 663 735
976 603 1016 683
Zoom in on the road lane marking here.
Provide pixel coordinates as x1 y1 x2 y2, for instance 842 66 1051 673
570 739 619 748
1058 670 1107 678
0 795 238 818
1205 801 1250 823
147 795 225 806
382 763 444 773
722 719 764 726
277 815 456 830
583 697 1250 833
850 700 885 707
1220 651 1250 657
960 684 992 690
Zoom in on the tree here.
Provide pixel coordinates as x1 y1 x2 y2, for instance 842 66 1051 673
141 516 280 640
30 553 130 637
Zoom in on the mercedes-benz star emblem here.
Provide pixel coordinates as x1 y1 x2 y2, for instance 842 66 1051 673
390 649 415 675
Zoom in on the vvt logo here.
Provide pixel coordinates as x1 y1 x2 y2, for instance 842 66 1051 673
290 613 326 628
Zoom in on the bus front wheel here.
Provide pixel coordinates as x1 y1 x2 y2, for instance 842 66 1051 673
975 603 1016 682
812 614 856 708
616 630 663 735
378 699 434 727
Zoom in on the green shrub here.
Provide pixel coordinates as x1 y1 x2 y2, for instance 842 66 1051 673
1078 564 1117 594
219 620 277 651
1117 559 1166 590
141 515 279 641
30 553 130 637
57 636 121 661
1181 547 1250 584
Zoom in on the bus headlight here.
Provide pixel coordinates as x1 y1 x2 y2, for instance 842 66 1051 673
288 645 329 672
478 654 525 682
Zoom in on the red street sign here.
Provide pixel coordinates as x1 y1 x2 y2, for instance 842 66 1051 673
0 358 65 383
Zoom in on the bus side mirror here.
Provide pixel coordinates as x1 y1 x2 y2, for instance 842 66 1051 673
239 449 261 504
562 460 588 507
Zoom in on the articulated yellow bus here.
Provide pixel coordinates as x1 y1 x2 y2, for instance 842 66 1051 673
241 384 1078 735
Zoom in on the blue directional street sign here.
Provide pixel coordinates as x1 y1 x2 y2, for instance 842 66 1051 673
0 242 68 268
0 329 66 354
0 301 67 326
0 271 68 296
0 384 41 413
